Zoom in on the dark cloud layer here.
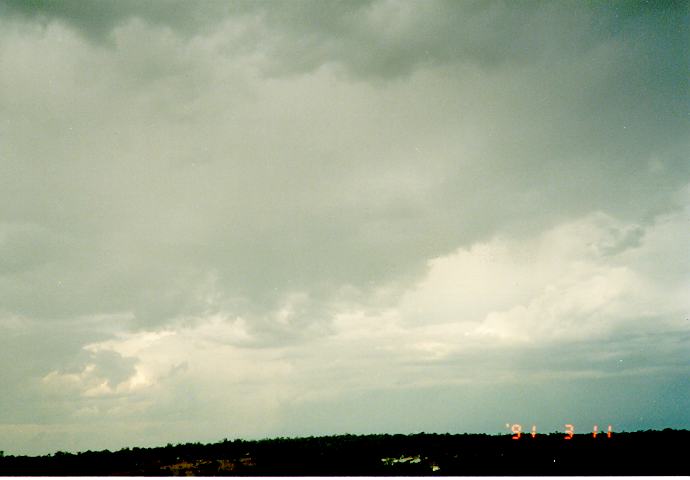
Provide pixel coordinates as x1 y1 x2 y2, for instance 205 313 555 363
4 1 686 77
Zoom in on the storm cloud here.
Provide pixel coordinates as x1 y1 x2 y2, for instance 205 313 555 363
0 0 688 455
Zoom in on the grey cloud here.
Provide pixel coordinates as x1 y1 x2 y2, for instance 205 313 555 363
0 0 687 330
0 0 240 41
81 349 138 390
0 223 67 273
220 1 683 80
4 1 685 78
0 0 688 455
0 316 117 426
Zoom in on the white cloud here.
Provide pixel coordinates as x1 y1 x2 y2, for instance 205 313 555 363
33 207 686 450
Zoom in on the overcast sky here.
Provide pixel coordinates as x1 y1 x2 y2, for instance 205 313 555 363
0 0 688 456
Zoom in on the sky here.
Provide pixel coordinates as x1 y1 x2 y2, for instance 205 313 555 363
0 0 688 456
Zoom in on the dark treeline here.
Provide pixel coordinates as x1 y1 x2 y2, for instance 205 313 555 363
0 429 687 476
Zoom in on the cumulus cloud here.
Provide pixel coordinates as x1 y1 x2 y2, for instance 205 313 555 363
13 206 686 453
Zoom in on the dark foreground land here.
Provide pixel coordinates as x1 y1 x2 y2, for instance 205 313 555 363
1 429 688 476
